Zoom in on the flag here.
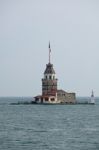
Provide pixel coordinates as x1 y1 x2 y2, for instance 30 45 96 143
49 42 51 52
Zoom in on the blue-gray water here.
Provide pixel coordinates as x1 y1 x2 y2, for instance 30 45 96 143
0 97 99 150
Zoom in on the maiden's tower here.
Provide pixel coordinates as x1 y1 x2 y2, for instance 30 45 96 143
34 43 76 104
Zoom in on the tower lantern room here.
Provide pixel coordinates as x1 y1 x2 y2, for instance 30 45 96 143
42 42 58 96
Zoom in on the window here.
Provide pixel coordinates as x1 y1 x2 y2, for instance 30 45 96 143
49 76 51 79
50 98 55 101
41 98 43 103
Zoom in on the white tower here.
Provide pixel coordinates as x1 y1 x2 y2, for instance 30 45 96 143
90 90 95 104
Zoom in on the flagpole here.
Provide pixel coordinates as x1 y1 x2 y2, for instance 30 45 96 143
49 42 51 63
49 50 50 63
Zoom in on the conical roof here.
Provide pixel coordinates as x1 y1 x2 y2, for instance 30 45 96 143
44 63 55 74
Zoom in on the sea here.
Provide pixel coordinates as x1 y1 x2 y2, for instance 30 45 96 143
0 97 99 150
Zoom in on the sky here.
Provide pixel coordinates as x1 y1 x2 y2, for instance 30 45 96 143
0 0 99 97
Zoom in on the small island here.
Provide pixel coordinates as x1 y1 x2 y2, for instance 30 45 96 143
33 43 76 104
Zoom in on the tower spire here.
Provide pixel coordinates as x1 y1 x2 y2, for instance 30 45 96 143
49 41 51 63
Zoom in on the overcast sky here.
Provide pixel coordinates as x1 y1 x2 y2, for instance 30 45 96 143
0 0 99 97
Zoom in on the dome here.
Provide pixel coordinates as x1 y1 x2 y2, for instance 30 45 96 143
44 63 55 74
